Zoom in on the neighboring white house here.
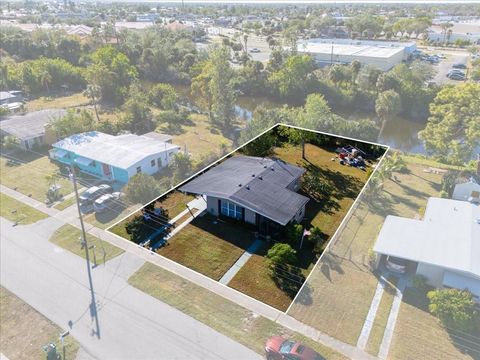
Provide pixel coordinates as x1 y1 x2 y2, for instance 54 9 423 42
50 131 180 185
453 179 480 203
374 197 480 300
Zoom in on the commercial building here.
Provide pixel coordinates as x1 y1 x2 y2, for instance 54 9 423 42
297 38 417 71
374 197 480 300
50 131 180 185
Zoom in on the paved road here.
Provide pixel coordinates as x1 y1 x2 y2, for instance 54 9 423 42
0 217 262 360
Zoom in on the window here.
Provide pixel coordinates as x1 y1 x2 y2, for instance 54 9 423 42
221 201 242 219
136 166 141 174
151 159 155 167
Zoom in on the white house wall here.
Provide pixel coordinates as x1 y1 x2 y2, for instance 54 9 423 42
206 195 220 216
126 148 179 179
416 262 445 287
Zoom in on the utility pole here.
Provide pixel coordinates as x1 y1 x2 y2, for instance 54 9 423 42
70 166 90 265
69 166 101 338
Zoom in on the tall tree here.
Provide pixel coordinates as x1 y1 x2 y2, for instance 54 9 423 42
419 83 480 164
83 84 101 122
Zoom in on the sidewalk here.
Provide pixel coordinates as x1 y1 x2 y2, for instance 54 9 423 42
1 184 376 360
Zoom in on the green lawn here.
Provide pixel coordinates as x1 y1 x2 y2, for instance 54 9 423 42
163 113 233 163
287 160 444 345
274 143 370 242
229 242 302 311
157 215 253 280
0 152 75 202
0 193 48 224
1 286 79 360
53 195 77 210
389 288 480 360
128 263 348 360
50 224 124 262
365 276 399 356
229 143 372 312
25 92 90 112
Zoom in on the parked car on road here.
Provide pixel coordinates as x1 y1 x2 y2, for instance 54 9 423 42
249 47 261 53
93 192 124 213
79 184 113 213
385 256 407 273
265 337 324 360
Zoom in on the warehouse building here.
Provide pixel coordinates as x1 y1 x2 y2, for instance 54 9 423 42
297 38 417 71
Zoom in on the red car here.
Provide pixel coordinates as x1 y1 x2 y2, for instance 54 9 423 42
265 336 324 360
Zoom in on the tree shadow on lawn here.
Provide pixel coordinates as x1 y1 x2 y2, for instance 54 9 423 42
392 180 436 200
366 191 399 217
186 215 255 251
319 253 345 283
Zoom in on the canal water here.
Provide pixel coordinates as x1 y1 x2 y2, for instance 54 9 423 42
172 84 429 154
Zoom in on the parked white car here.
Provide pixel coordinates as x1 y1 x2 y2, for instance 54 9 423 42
93 192 124 213
385 256 407 273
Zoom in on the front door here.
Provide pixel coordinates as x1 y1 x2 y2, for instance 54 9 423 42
102 163 112 178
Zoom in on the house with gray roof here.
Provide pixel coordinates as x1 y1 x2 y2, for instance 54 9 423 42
374 197 480 300
179 156 309 233
0 109 66 150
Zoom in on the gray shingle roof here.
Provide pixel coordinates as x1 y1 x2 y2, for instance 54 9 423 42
179 156 309 225
0 109 66 140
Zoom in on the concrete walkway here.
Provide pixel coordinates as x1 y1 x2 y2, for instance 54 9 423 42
378 277 408 360
146 196 207 248
219 238 263 285
357 275 387 350
1 185 376 360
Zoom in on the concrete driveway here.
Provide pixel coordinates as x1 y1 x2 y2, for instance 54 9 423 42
0 217 263 360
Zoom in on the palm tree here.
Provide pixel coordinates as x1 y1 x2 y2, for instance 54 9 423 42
40 70 53 97
243 33 249 55
84 84 101 122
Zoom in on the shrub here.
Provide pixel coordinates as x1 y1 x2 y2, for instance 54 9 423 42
412 274 428 292
285 223 303 244
427 288 477 331
266 243 297 266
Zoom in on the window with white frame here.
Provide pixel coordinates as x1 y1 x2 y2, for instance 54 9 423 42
221 200 242 219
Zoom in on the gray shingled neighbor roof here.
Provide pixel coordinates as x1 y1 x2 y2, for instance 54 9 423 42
179 156 309 225
0 109 66 140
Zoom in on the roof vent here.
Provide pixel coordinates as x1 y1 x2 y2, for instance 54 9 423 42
238 183 242 187
246 185 250 190
271 167 274 171
251 174 255 177
264 165 267 168
258 176 263 180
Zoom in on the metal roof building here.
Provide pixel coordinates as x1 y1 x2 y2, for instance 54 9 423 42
51 131 180 184
180 156 309 226
297 38 416 71
374 197 480 298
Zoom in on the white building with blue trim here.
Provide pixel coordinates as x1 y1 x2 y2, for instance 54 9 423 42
49 131 180 185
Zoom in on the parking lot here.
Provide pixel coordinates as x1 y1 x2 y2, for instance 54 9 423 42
432 53 468 84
